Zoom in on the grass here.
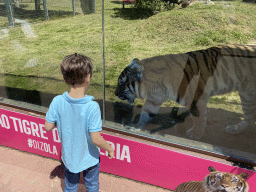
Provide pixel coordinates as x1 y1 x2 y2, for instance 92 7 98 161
0 0 255 113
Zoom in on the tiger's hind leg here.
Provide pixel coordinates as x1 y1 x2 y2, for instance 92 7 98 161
225 92 256 134
186 100 208 140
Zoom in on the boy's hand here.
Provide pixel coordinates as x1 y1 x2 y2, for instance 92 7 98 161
44 121 56 132
108 150 114 159
90 132 115 159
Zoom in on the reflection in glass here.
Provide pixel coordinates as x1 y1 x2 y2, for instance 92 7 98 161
103 0 256 164
0 1 103 110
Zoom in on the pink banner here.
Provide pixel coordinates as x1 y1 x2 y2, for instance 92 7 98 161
99 134 256 190
0 108 255 191
0 108 61 160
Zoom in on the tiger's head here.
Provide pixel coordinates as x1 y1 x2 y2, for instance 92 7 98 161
115 59 143 104
204 166 249 192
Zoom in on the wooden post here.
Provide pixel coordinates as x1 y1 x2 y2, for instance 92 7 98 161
4 0 15 27
72 0 75 16
42 0 49 20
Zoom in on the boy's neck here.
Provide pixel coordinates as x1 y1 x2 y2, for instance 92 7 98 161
68 76 90 99
68 86 87 99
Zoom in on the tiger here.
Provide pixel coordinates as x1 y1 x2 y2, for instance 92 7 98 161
115 44 256 140
174 166 249 192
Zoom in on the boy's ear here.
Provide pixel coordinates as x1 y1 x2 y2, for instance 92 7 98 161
239 173 249 180
208 166 218 172
85 74 91 80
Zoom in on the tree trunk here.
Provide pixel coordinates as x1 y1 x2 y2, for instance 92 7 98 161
35 0 40 10
80 0 95 14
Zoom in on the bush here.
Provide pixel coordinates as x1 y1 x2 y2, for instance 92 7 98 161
134 0 181 15
134 0 161 13
162 0 182 4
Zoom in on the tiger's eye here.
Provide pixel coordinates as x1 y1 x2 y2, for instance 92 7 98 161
231 176 239 183
215 173 223 180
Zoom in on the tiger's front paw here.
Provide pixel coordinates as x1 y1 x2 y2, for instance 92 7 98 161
125 123 142 132
225 121 249 134
225 125 246 134
186 128 204 140
130 126 142 132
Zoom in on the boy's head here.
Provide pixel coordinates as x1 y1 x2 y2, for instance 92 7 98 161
61 53 93 86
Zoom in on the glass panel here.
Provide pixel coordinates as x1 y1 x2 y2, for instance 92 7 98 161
1 0 256 164
0 0 103 112
103 0 256 163
0 2 10 27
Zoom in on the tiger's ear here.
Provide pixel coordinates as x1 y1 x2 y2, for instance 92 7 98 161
208 166 218 172
239 173 249 180
128 58 143 81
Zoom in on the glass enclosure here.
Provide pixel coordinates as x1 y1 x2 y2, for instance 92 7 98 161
0 0 256 164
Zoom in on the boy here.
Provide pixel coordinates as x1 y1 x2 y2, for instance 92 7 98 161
44 53 114 192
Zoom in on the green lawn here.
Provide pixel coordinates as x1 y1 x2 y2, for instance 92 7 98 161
0 0 255 111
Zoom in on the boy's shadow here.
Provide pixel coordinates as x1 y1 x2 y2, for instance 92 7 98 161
112 102 134 126
112 102 190 133
50 162 65 190
50 162 86 191
133 107 190 134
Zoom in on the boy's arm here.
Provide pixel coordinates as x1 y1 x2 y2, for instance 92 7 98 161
44 121 56 132
90 131 114 159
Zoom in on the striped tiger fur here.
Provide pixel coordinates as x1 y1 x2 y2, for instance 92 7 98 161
115 44 256 139
174 166 249 192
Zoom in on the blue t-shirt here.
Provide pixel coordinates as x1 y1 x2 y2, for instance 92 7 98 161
45 92 102 173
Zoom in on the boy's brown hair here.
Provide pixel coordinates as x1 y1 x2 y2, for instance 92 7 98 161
61 53 93 86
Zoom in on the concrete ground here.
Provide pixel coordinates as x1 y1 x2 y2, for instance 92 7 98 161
0 146 171 192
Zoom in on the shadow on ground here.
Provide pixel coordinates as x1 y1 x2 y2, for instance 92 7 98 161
0 4 80 23
111 6 155 20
